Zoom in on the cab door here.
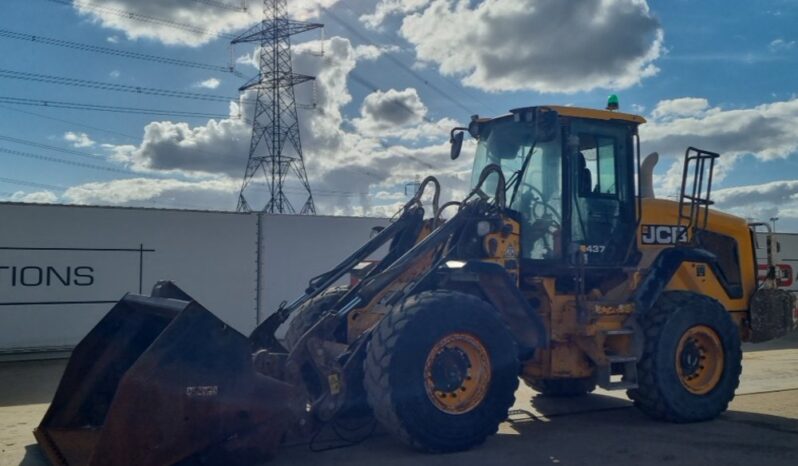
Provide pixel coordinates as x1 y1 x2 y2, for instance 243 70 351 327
566 119 637 266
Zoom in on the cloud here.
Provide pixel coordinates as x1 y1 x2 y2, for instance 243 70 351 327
112 112 250 177
10 190 59 204
64 131 96 148
644 97 798 162
63 177 239 210
644 96 798 201
353 44 401 61
109 70 121 78
360 0 431 29
194 77 221 89
70 0 339 46
352 89 459 142
359 88 427 127
650 97 710 120
715 180 798 207
769 38 796 52
389 0 662 93
712 180 798 228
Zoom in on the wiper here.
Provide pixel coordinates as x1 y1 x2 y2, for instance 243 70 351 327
508 141 537 206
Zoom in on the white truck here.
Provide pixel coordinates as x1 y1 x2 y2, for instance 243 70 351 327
756 231 798 323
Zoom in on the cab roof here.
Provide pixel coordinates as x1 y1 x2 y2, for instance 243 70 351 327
508 105 647 125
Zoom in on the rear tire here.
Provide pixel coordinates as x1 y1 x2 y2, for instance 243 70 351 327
283 287 347 351
525 376 596 397
364 290 519 453
628 291 742 422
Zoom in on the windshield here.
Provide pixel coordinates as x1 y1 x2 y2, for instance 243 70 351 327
471 118 563 260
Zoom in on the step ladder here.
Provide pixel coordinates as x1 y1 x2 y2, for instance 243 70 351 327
597 327 639 390
677 147 720 244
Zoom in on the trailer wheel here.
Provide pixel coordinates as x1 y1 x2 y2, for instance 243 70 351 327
629 291 741 422
525 376 596 397
364 290 519 453
283 287 348 351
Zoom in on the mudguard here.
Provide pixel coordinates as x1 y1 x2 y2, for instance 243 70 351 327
445 261 548 350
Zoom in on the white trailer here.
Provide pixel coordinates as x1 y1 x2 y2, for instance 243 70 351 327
0 202 387 357
755 232 798 325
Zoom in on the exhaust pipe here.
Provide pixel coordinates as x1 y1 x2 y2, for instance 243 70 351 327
640 152 659 199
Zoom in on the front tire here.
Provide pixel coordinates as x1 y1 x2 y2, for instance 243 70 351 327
629 291 742 422
283 287 347 350
364 290 519 453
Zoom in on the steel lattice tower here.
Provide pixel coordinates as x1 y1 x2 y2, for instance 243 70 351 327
232 0 321 214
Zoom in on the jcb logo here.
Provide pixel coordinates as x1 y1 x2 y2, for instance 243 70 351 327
642 225 687 245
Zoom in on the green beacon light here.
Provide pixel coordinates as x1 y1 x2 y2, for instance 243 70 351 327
607 94 619 111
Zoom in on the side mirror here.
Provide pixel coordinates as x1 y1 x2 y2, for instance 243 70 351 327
450 129 466 160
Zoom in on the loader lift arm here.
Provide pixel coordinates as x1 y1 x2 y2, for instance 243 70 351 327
250 177 441 351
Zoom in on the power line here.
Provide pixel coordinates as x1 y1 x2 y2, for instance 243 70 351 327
1 99 384 192
0 104 247 173
0 146 139 175
45 0 241 40
0 29 244 77
0 96 234 120
0 176 65 192
0 141 372 200
189 0 247 12
322 7 479 116
0 106 376 198
324 7 500 115
0 105 141 142
0 68 238 103
247 182 368 198
0 133 106 160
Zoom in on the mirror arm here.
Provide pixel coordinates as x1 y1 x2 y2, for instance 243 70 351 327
450 127 468 141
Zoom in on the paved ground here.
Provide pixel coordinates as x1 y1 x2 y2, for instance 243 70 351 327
2 333 797 466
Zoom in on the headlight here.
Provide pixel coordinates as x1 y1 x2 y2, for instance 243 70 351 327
445 260 467 269
476 220 492 237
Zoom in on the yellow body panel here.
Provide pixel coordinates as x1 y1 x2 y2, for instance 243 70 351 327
638 198 757 311
485 105 646 126
482 219 522 286
542 105 647 124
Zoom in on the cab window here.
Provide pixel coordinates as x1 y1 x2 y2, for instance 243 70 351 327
578 134 617 197
569 120 635 265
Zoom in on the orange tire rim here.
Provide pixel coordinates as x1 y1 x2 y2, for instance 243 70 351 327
675 325 724 395
423 333 491 415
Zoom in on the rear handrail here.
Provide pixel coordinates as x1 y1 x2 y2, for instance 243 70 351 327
748 221 777 289
677 147 719 244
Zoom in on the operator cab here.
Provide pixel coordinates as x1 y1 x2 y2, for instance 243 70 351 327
463 105 645 271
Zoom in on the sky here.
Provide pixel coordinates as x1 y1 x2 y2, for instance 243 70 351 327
0 0 797 230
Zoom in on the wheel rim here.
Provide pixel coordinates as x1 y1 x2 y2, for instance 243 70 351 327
424 333 491 414
675 325 724 395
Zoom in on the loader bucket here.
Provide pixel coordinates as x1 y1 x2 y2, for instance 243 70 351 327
35 287 304 466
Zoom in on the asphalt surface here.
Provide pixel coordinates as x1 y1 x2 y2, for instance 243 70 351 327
2 333 797 466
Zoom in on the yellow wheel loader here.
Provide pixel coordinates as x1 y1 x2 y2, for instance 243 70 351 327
35 104 796 465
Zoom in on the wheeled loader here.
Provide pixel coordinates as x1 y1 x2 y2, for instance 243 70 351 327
35 104 797 465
